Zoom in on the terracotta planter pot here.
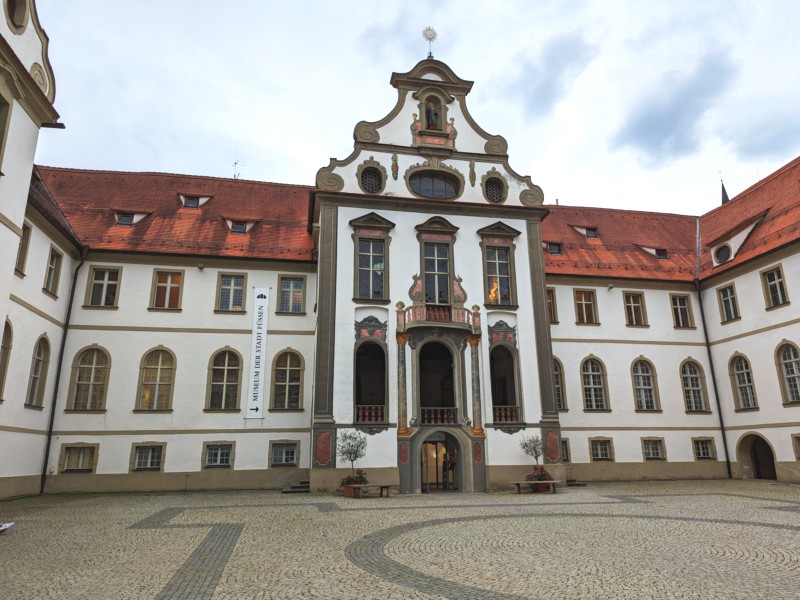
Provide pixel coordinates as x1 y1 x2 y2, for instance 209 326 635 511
527 481 551 493
342 484 362 498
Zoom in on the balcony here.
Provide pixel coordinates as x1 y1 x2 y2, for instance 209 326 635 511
420 407 458 425
397 304 480 333
355 405 385 423
493 406 520 423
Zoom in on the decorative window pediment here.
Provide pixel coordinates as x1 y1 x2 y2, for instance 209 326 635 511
415 216 459 238
349 212 396 232
476 222 521 239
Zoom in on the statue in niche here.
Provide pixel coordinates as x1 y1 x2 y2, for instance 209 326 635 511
426 99 440 130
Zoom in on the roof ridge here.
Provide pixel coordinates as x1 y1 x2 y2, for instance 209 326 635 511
543 204 697 219
34 165 315 189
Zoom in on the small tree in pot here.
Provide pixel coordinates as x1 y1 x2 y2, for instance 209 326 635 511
338 431 368 496
519 434 553 492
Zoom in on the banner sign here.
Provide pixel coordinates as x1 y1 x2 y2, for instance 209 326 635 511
245 288 270 418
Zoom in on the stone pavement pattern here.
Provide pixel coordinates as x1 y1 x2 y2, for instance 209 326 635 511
1 481 799 599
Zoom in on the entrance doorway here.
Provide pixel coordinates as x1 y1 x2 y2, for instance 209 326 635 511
421 432 459 492
737 434 777 480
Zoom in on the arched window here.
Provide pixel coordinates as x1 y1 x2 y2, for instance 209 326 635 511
354 342 386 423
137 349 175 410
26 336 50 407
553 358 566 411
777 343 800 405
71 347 110 411
409 172 460 200
730 355 758 410
582 358 608 410
208 350 241 410
681 360 707 412
272 350 303 409
490 345 520 422
632 359 659 411
0 320 11 400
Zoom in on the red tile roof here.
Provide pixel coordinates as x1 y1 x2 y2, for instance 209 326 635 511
699 155 800 278
36 167 315 262
540 205 698 282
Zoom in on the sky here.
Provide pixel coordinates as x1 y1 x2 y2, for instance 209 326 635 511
33 0 800 216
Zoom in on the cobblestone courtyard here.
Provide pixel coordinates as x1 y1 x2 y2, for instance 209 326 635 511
1 480 799 599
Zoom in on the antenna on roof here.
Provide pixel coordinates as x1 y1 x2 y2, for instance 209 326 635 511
225 159 246 180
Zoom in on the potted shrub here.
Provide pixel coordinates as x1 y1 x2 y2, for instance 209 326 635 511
520 434 553 492
338 431 368 497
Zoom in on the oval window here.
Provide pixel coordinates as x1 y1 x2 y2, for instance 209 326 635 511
409 172 460 200
484 177 505 203
714 245 731 263
360 168 382 194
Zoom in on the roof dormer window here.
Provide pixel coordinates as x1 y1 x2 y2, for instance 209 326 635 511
655 249 668 260
117 213 134 226
714 244 732 264
184 196 200 209
231 221 247 234
547 242 562 255
585 227 598 239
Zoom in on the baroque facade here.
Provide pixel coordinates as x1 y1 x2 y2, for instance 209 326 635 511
2 2 799 499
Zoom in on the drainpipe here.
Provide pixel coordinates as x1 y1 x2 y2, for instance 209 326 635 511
40 245 88 494
694 278 732 478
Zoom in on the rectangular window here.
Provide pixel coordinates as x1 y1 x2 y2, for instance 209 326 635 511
761 267 788 308
152 271 182 309
63 446 95 472
87 268 120 307
624 292 647 326
546 288 558 324
117 213 134 225
655 249 668 260
43 247 63 296
134 446 163 471
590 439 612 461
574 289 597 324
671 294 694 328
271 443 298 466
217 274 245 311
0 95 10 172
485 246 513 305
693 439 715 460
793 434 800 460
357 239 385 300
15 223 31 276
585 228 598 239
278 276 305 313
643 439 664 460
231 221 247 234
184 196 200 208
718 285 739 322
424 243 450 304
547 242 562 255
205 444 232 467
560 439 570 462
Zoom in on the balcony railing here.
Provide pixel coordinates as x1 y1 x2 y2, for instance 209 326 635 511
398 305 478 332
355 405 385 423
420 407 458 425
493 406 519 423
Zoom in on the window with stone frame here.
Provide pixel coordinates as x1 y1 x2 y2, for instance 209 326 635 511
0 320 11 401
43 247 62 296
777 343 800 405
478 223 520 307
546 288 558 324
271 442 298 466
489 345 521 423
718 285 740 323
62 445 96 472
272 350 303 410
730 354 758 410
632 359 659 411
278 276 305 314
25 337 49 407
70 347 110 411
217 273 246 312
681 360 708 412
204 443 232 468
642 438 665 460
560 439 571 462
424 242 450 305
87 267 121 308
134 445 163 471
671 294 694 328
574 289 598 324
624 292 647 326
590 438 613 461
350 213 395 303
207 350 241 410
761 266 788 309
151 270 183 310
14 223 31 276
137 349 175 411
692 438 715 460
553 358 566 411
354 342 387 423
582 358 608 410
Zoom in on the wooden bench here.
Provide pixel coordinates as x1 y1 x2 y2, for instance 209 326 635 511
346 484 393 498
508 480 563 494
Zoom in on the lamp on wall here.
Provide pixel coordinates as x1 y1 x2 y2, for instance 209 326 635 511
409 417 417 426
607 283 615 290
197 263 205 271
